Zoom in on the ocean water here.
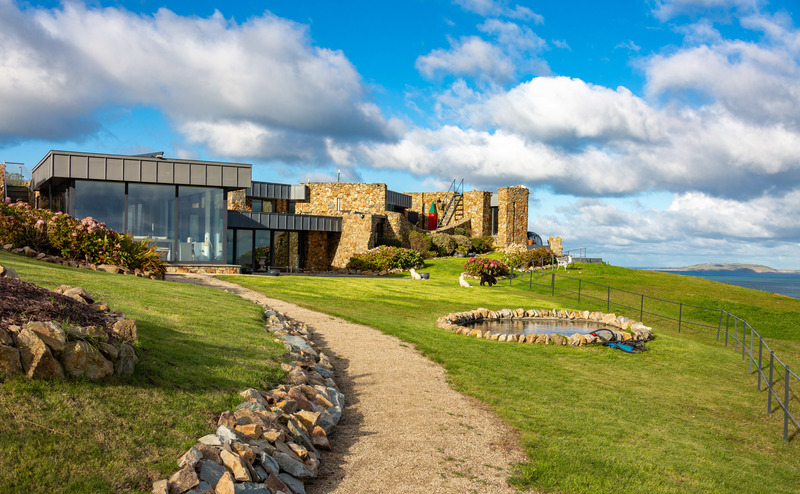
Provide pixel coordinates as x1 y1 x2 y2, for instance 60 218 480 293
657 270 800 299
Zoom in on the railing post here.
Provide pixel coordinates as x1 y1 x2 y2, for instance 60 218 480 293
578 279 582 303
607 286 610 312
741 323 746 361
529 269 532 290
640 294 644 322
768 352 775 414
717 311 726 342
551 272 555 296
734 318 738 351
725 316 729 346
758 338 763 391
749 328 754 373
785 366 791 442
678 303 682 333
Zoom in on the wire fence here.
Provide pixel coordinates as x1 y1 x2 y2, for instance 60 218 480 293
507 264 799 442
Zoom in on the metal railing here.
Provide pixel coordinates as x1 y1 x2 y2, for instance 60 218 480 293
506 265 799 442
437 179 463 228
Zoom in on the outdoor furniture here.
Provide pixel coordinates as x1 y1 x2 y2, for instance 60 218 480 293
556 255 573 270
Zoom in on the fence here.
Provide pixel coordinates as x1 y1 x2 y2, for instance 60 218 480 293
507 265 799 442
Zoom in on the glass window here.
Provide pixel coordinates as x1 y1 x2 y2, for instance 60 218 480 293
128 183 176 262
226 230 234 265
74 180 125 232
254 230 271 272
273 231 289 268
251 199 263 213
178 186 225 262
236 230 253 272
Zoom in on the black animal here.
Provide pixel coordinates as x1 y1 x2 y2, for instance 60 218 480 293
479 273 497 286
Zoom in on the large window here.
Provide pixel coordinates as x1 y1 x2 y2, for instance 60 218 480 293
235 230 253 272
74 180 125 232
178 186 224 262
128 184 176 261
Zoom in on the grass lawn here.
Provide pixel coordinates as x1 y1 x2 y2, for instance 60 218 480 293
0 250 286 493
226 257 800 494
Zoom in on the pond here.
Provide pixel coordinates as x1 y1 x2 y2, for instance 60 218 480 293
462 318 615 337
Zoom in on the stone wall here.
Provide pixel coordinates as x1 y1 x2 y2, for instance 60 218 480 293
296 183 388 216
463 190 491 237
0 162 4 200
331 213 378 268
306 232 337 271
496 185 529 248
227 190 247 211
406 192 457 229
384 212 422 246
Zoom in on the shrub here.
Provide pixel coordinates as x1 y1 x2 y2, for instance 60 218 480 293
469 236 494 254
0 201 166 275
452 235 471 254
430 233 456 256
463 256 510 277
521 247 554 268
346 245 423 271
501 243 527 268
377 236 402 248
409 231 433 257
453 227 467 236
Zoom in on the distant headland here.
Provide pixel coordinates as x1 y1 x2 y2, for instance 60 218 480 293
654 263 800 273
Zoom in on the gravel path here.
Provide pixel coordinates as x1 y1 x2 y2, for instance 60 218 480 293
169 274 528 493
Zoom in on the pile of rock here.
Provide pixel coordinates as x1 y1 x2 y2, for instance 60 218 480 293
0 274 139 380
153 308 343 494
2 243 164 280
436 308 654 345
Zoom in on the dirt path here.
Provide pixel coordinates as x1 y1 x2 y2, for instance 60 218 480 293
169 274 528 493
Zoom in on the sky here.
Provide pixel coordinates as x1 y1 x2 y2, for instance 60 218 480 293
2 0 800 269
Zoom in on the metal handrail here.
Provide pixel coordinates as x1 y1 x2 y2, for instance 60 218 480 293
512 266 798 441
437 179 463 228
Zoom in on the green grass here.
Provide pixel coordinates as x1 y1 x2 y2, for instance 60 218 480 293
225 257 800 494
0 250 286 493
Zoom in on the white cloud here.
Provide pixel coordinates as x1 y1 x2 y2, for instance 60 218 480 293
0 1 390 161
454 0 544 22
652 0 762 21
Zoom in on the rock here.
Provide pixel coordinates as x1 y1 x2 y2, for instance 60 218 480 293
278 472 306 494
0 344 24 378
235 423 264 439
294 410 320 431
198 459 227 488
15 327 65 379
237 401 268 413
187 481 213 494
550 334 566 346
24 321 67 354
218 411 237 429
66 325 108 342
61 340 114 379
195 444 223 464
62 287 94 304
115 343 137 377
0 329 12 346
265 473 291 494
152 479 169 494
97 264 120 274
273 452 315 479
259 452 280 476
310 426 330 450
216 425 240 445
287 367 309 385
524 333 536 344
279 335 317 357
220 450 251 482
3 267 19 280
112 319 138 344
98 342 119 360
214 472 236 494
168 464 199 494
240 388 269 408
178 446 204 468
534 334 549 344
22 246 37 258
90 301 110 312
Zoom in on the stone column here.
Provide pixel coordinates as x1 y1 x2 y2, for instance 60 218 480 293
496 186 529 247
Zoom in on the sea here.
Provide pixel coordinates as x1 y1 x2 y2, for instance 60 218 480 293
641 269 800 299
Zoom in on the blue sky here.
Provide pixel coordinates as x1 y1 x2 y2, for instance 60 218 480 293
2 0 800 268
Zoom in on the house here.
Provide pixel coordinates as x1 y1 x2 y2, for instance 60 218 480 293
13 150 529 274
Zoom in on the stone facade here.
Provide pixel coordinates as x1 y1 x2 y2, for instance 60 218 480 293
306 232 337 271
384 212 421 246
296 183 388 216
331 213 378 268
0 162 4 200
496 185 529 248
463 190 492 237
406 192 458 229
227 189 247 211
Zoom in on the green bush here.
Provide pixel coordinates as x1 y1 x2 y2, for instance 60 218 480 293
0 200 166 274
409 231 433 257
521 247 554 268
377 236 402 248
452 234 471 254
453 227 467 236
346 245 423 271
469 236 494 254
430 233 456 256
463 256 509 277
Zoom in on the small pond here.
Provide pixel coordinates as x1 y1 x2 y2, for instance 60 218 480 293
463 318 615 337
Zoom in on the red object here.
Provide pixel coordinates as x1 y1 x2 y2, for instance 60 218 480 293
427 202 438 230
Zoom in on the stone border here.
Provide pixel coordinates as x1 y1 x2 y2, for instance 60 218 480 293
436 308 654 346
153 306 343 494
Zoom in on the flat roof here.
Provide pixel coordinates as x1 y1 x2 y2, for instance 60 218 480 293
31 150 252 191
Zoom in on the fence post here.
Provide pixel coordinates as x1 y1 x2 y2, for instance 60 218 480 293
785 366 791 442
768 352 775 414
678 303 682 333
551 272 555 296
725 317 729 346
734 318 738 351
640 294 644 322
607 286 610 312
529 269 532 290
758 338 763 391
718 312 726 342
578 279 582 303
741 323 746 361
749 328 754 373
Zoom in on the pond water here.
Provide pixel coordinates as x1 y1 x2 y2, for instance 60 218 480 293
463 318 614 337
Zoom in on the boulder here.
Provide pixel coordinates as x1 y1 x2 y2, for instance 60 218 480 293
15 327 65 379
0 344 24 378
273 452 315 479
278 472 306 494
2 266 19 280
151 479 169 494
550 334 566 346
98 342 119 360
115 343 137 377
22 246 38 257
214 472 236 494
62 287 94 304
25 321 66 354
310 426 330 450
61 340 114 379
168 464 199 494
178 446 204 469
220 450 251 482
97 264 121 274
66 325 108 343
111 319 138 344
265 474 291 494
0 329 13 346
198 459 227 489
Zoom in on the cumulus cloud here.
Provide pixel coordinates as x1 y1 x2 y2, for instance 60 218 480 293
652 0 762 21
0 1 390 161
416 19 548 83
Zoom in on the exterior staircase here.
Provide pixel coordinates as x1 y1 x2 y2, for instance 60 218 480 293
437 179 464 228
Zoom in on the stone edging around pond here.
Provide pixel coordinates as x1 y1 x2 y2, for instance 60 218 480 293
153 307 343 494
436 308 654 346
